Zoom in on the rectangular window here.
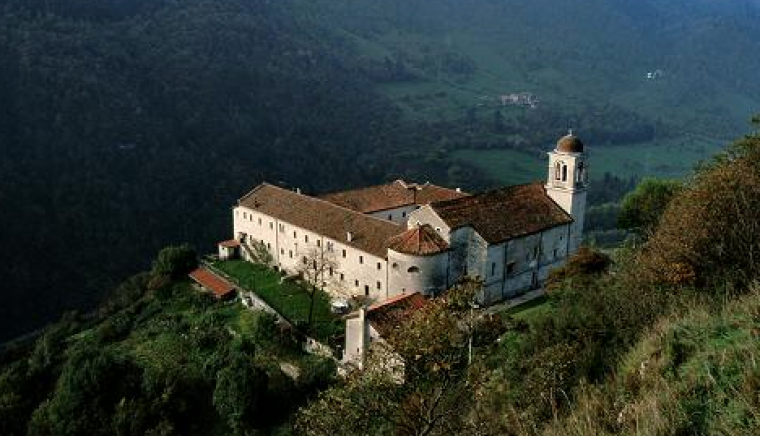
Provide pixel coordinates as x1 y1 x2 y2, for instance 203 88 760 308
293 231 297 238
388 214 393 220
243 212 247 219
491 262 496 276
376 281 381 290
249 215 252 222
303 256 308 264
280 248 284 255
279 223 285 233
553 248 558 259
305 235 309 243
506 262 516 275
402 212 407 218
377 262 382 270
329 267 333 276
354 280 359 287
359 256 364 264
258 218 262 225
289 250 293 258
342 249 347 258
340 273 345 281
269 222 273 229
364 285 370 296
327 242 333 252
317 240 321 247
267 243 271 249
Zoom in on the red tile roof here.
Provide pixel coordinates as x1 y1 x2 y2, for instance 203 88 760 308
319 180 467 213
218 239 241 248
386 224 449 256
189 268 236 298
367 292 427 337
238 183 404 258
431 183 573 244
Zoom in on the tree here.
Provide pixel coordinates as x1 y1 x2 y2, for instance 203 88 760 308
618 178 682 238
295 280 493 436
213 351 268 435
151 244 198 278
296 248 338 328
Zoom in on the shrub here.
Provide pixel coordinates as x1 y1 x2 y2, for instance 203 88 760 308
151 244 198 279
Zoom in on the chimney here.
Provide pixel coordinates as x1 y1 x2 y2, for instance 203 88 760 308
296 187 301 195
346 231 353 242
455 187 461 193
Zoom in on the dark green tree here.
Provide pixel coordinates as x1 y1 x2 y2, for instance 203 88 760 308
151 244 198 278
213 351 268 435
618 178 682 237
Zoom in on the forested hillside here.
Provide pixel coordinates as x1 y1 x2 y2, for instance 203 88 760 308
2 0 759 341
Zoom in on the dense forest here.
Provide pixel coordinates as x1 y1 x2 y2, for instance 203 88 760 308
2 0 760 341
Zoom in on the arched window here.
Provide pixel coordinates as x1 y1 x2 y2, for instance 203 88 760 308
407 266 420 274
554 162 562 180
561 165 568 182
577 162 585 183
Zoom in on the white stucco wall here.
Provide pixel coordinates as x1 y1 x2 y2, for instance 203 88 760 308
408 205 451 236
233 206 390 302
369 205 419 225
387 249 449 297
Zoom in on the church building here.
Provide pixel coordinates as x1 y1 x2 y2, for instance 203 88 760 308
225 133 588 307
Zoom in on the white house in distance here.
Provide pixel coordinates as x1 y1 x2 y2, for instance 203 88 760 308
225 133 588 306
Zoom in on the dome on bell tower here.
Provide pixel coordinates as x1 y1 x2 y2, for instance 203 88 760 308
556 132 584 153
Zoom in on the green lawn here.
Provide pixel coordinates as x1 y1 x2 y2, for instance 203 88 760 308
452 136 725 186
505 295 551 322
210 260 343 342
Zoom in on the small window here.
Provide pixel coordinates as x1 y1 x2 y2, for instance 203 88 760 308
243 212 247 219
377 262 382 270
553 248 558 259
435 227 442 233
327 242 333 252
258 218 262 225
280 248 284 255
408 266 420 274
342 249 347 258
554 162 562 180
359 256 363 264
506 262 516 275
376 281 381 290
392 263 399 270
279 223 284 233
304 235 309 243
317 240 321 247
340 273 345 281
303 256 308 265
388 214 393 220
329 267 333 276
289 250 293 258
269 222 273 229
293 231 297 238
562 165 568 182
267 243 271 249
364 285 370 296
354 280 359 286
491 262 496 276
402 212 407 218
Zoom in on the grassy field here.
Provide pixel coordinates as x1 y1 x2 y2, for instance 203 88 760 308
452 136 725 186
504 295 551 322
210 260 343 341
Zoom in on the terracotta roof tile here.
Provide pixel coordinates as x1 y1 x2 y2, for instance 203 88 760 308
367 292 427 337
386 224 449 256
319 180 467 213
189 268 236 298
218 239 241 248
431 183 573 244
238 183 404 258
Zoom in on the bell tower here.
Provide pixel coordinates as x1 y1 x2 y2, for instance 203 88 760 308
545 131 588 254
